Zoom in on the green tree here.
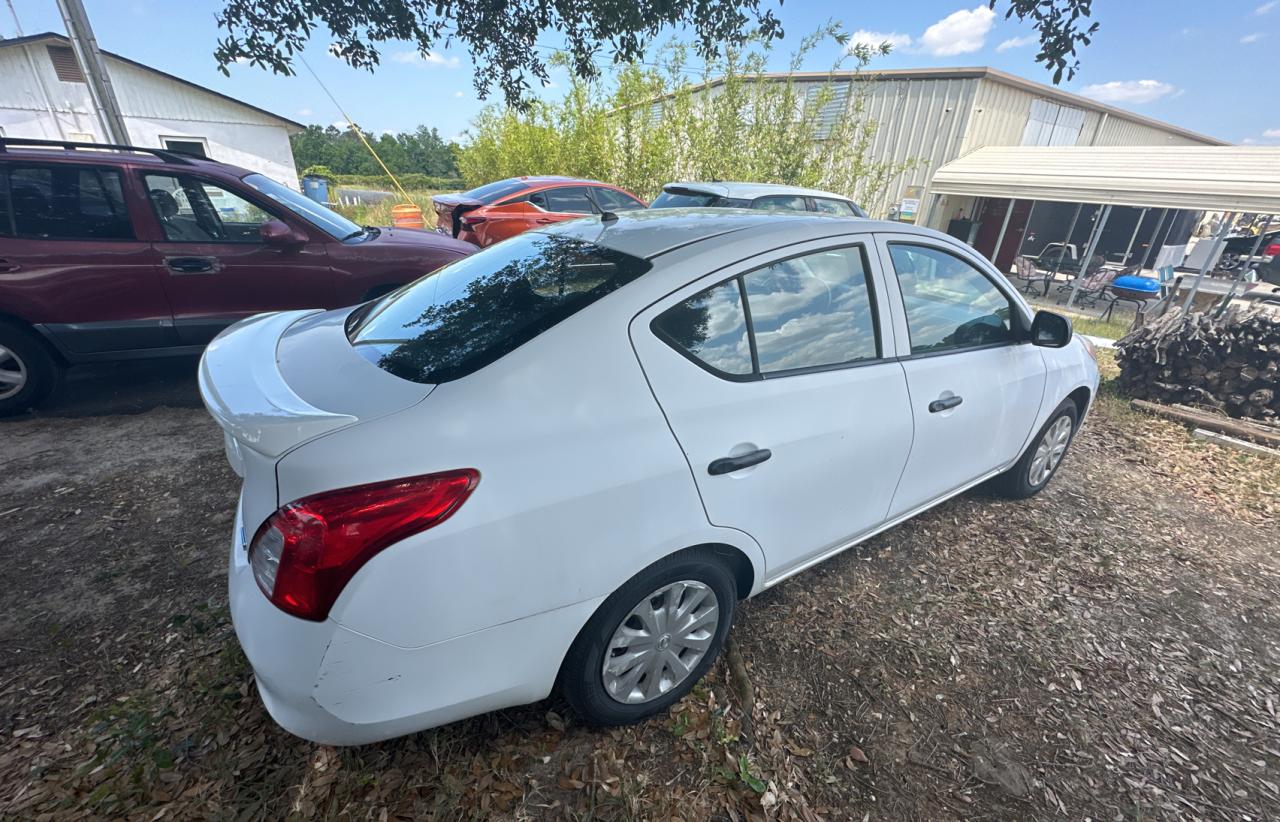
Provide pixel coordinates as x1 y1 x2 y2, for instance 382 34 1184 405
216 0 1099 105
288 124 460 177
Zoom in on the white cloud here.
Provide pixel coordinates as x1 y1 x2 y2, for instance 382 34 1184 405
996 34 1036 52
1242 137 1260 145
1264 128 1280 138
918 5 996 56
454 91 465 98
391 50 460 68
847 29 913 53
297 107 313 117
1256 1 1278 14
1079 79 1179 105
1240 32 1266 43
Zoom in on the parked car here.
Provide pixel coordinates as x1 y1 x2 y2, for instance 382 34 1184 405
650 181 867 216
199 210 1098 745
0 138 476 415
1218 227 1280 272
431 177 646 247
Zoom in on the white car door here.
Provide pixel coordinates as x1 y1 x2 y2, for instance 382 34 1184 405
630 239 914 582
872 234 1048 517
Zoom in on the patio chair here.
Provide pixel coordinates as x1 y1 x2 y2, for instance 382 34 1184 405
1060 260 1117 308
1011 256 1042 294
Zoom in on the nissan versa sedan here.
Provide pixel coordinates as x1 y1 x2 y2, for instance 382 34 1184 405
198 210 1099 745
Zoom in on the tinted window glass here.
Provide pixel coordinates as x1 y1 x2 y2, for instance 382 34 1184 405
162 139 208 158
888 244 1015 354
651 190 719 208
348 233 651 384
743 247 878 372
462 178 531 203
0 173 12 237
244 173 361 240
653 280 752 376
542 186 597 214
146 173 277 243
812 198 857 216
592 187 645 211
8 165 132 240
751 195 809 213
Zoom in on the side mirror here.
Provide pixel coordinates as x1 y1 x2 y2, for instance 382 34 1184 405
260 220 306 246
1030 310 1072 348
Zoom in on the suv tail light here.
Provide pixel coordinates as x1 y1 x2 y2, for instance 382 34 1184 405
1265 242 1280 257
249 470 479 621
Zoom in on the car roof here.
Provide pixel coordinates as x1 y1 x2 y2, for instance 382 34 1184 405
0 144 251 178
662 181 856 202
537 208 948 260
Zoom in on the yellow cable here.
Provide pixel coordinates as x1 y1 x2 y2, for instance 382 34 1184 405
298 55 414 204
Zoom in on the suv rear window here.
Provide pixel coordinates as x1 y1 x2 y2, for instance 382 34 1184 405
347 232 651 383
651 190 719 208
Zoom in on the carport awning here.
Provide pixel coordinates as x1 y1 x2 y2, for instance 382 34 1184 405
930 146 1280 213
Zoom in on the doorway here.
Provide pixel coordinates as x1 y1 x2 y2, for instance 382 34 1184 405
972 198 1034 274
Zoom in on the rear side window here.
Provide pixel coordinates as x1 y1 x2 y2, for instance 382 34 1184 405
539 186 597 214
886 243 1015 354
592 187 646 211
348 232 651 383
653 245 880 379
6 165 133 240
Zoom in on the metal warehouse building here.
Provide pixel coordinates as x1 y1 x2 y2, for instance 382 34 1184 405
748 66 1228 273
0 32 302 186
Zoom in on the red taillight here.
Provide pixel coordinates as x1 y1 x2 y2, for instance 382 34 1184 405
1266 242 1280 257
249 470 479 621
460 213 487 228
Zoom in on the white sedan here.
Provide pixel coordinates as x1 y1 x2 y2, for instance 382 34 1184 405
199 210 1098 745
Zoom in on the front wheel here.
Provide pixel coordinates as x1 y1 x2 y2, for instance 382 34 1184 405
992 399 1079 499
561 550 737 726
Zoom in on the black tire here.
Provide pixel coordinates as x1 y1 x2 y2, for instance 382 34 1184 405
561 549 737 726
0 321 61 416
992 399 1079 500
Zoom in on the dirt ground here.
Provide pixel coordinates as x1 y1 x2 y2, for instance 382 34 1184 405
1 355 1278 820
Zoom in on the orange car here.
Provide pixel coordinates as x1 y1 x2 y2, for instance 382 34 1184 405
432 177 646 247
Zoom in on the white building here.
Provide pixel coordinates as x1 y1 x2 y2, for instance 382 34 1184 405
0 32 302 187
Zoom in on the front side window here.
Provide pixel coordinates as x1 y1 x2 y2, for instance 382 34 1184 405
751 195 809 213
653 245 880 378
887 243 1016 354
145 173 275 243
347 232 651 384
6 165 133 240
592 187 646 211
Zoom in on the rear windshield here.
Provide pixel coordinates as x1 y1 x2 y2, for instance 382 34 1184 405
347 232 652 383
651 190 719 208
462 178 531 204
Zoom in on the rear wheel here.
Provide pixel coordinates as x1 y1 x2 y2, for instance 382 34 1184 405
0 321 60 416
561 549 736 726
992 399 1079 499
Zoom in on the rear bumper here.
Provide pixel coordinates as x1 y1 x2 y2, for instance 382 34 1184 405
228 497 602 746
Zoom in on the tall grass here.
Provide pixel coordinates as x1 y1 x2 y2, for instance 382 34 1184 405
331 190 458 229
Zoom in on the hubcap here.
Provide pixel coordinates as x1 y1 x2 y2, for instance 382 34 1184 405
1028 414 1074 486
0 345 27 401
602 580 719 705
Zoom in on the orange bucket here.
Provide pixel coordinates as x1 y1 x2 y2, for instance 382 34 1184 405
390 203 426 229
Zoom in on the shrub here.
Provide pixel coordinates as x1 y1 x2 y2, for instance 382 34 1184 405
334 173 466 191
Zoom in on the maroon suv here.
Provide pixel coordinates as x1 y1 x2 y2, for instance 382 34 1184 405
0 138 476 414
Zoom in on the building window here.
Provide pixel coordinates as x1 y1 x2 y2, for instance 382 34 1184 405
67 132 95 144
1021 99 1084 146
46 45 86 83
161 138 209 159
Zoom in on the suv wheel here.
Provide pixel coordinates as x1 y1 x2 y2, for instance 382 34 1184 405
0 321 61 416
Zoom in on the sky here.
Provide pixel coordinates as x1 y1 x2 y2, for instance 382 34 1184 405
4 0 1277 146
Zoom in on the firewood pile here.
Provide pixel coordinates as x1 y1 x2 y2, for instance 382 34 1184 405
1115 306 1280 420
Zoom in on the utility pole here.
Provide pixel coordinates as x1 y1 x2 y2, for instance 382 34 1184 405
56 0 129 144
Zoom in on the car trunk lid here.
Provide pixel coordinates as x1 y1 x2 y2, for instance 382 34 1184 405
431 194 483 239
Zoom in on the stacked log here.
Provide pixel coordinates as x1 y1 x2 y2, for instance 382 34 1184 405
1115 306 1280 420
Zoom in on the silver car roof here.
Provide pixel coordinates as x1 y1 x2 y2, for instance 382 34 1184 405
661 181 856 202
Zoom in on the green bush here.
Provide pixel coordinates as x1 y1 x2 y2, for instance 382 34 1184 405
456 28 914 208
334 173 466 191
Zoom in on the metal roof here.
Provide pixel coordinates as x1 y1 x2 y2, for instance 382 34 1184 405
0 33 304 131
930 146 1280 213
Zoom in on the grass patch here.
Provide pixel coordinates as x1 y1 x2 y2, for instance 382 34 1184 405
1070 314 1133 341
332 189 458 230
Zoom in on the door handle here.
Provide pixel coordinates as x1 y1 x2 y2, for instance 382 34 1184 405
708 448 772 476
0 258 19 273
928 395 964 413
165 256 218 274
533 217 555 224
